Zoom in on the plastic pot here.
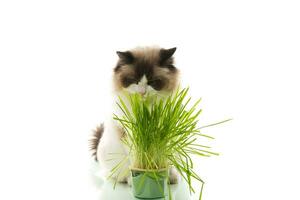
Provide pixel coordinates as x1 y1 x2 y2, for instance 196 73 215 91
131 168 168 199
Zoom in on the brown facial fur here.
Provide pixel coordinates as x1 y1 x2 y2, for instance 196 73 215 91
113 47 179 92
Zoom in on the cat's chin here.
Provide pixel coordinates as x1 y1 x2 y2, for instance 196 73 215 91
121 89 158 99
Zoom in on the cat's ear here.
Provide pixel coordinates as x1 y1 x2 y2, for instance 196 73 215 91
116 51 134 64
159 47 176 64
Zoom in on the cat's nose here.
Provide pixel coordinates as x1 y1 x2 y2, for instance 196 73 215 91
138 87 146 96
139 90 146 96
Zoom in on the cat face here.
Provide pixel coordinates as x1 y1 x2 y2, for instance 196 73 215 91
113 47 179 96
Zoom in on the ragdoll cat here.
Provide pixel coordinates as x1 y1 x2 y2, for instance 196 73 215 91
90 46 180 184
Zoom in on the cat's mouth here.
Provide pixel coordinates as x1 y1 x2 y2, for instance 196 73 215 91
135 85 147 96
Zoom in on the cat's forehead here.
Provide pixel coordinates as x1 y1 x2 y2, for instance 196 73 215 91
131 47 161 63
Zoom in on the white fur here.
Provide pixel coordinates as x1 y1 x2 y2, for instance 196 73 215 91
96 118 130 182
96 76 180 184
125 75 156 96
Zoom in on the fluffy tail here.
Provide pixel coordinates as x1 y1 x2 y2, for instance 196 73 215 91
89 123 104 161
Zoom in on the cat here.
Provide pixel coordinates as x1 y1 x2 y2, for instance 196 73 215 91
90 46 180 184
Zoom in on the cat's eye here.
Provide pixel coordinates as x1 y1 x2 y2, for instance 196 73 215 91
122 77 137 87
148 79 164 90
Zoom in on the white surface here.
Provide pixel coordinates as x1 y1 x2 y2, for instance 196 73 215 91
1 1 300 200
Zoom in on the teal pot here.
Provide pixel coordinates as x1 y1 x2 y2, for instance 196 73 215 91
131 168 169 199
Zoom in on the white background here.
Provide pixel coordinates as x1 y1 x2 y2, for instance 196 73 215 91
0 0 299 199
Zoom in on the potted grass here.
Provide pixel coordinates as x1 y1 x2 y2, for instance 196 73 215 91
112 88 230 199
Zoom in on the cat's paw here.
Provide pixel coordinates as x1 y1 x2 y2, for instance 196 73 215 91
169 174 179 184
126 176 132 187
117 176 128 184
117 176 132 186
169 168 181 184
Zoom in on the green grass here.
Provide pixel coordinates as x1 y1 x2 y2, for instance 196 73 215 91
113 87 231 199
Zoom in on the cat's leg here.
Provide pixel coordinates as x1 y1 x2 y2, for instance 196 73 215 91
96 122 130 183
126 176 132 187
169 166 181 184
